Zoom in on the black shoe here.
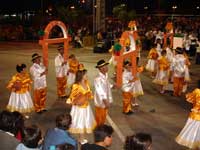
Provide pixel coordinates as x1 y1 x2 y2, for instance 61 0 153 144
42 109 47 112
36 111 43 114
123 111 134 115
61 95 68 99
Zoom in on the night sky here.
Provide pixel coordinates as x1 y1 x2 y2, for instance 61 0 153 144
0 0 199 14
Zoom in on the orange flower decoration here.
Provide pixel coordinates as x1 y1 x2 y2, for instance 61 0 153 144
165 22 173 32
128 21 136 30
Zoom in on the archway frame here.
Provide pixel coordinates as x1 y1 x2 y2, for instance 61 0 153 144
39 20 70 67
115 30 140 87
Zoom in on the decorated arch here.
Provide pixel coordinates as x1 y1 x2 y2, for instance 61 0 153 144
114 21 140 87
163 21 173 48
39 20 70 67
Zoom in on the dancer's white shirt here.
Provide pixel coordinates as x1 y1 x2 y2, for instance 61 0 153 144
30 63 46 89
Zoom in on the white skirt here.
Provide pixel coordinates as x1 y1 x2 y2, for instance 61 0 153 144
132 80 144 97
175 118 200 149
145 59 157 72
69 105 96 134
67 72 75 87
7 91 34 113
153 70 169 85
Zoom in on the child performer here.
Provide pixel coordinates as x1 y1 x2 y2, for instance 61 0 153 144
122 61 135 115
7 64 34 118
145 44 159 78
132 66 144 106
153 50 170 93
122 61 144 115
175 81 200 150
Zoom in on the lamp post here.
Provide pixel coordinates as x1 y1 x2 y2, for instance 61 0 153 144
93 0 96 44
171 5 177 21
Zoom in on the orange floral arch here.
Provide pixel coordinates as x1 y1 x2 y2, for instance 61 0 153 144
39 20 70 67
163 22 173 48
114 26 140 87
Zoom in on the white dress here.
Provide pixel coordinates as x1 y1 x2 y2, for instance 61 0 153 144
7 73 34 113
68 83 96 134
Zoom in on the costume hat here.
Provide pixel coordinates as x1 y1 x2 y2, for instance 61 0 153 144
95 59 109 68
32 53 41 61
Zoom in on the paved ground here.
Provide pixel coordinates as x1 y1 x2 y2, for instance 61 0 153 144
1 41 200 150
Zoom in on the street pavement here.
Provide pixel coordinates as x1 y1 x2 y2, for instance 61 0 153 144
1 41 200 150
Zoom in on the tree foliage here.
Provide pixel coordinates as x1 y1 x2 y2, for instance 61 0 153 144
112 4 136 22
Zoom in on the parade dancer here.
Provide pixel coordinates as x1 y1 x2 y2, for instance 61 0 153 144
145 44 159 78
67 64 96 144
175 81 200 149
7 64 34 118
94 59 113 126
55 45 69 99
122 61 135 115
122 61 143 114
153 50 170 94
30 53 48 113
171 47 190 97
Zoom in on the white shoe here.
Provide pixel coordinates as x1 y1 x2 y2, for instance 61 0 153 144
25 115 30 119
80 139 88 145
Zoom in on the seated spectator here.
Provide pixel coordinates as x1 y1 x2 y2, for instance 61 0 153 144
0 110 20 150
124 132 152 150
16 125 42 150
42 113 77 150
81 124 114 150
12 111 25 141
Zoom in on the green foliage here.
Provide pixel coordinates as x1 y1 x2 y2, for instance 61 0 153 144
112 4 136 23
114 43 122 51
38 30 45 36
136 39 141 45
174 33 184 37
55 5 86 24
127 10 136 20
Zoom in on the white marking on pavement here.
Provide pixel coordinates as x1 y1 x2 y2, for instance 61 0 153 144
106 115 125 142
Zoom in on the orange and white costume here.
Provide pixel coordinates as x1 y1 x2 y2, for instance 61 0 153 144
122 68 134 113
145 48 159 73
133 68 144 98
30 63 47 112
171 54 190 96
55 53 69 97
7 73 34 113
153 56 170 86
176 88 200 149
94 72 113 126
67 81 96 134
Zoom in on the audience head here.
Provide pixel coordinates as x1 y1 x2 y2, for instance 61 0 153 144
124 132 152 150
56 113 72 130
0 110 14 132
56 143 75 150
22 125 42 148
94 124 114 147
12 111 25 137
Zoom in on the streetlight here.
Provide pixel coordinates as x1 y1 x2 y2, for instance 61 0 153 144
171 5 177 20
